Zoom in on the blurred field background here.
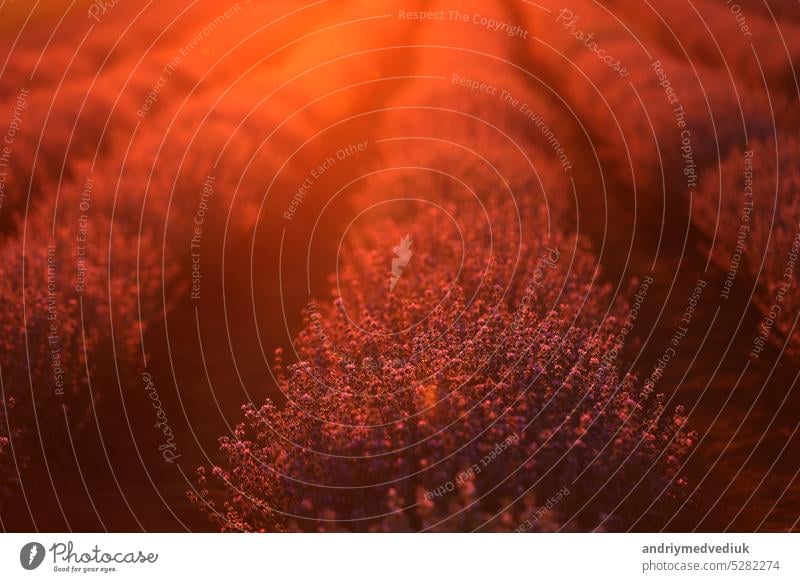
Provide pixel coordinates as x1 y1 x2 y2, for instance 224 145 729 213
0 0 798 531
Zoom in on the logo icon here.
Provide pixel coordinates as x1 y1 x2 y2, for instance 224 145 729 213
20 542 46 570
389 235 413 292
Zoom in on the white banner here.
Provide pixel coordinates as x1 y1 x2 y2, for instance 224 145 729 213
0 534 797 580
